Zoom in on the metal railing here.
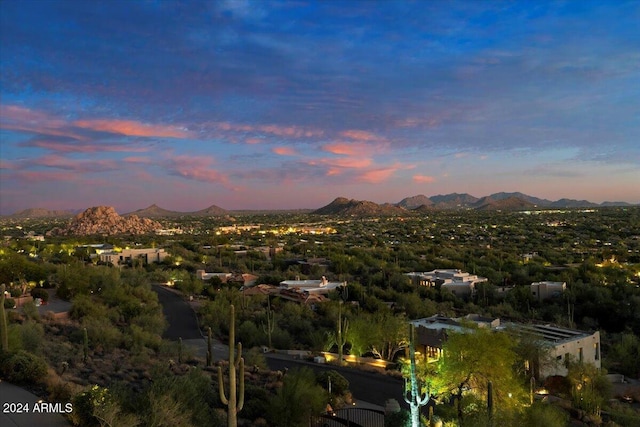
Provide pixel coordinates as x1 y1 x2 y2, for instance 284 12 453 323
309 407 385 427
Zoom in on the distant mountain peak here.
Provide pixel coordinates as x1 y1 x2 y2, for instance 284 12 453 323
313 197 405 216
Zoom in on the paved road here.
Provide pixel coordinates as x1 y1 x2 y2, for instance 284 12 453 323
152 284 230 361
266 353 405 409
0 381 70 427
153 285 408 409
152 285 202 340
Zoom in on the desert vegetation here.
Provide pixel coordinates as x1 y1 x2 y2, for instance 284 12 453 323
1 206 639 425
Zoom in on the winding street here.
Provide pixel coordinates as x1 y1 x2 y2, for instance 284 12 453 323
152 284 407 409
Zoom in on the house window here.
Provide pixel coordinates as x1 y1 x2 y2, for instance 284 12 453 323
579 348 583 362
595 343 600 361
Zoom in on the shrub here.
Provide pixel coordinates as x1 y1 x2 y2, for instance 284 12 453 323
81 317 123 352
30 287 49 303
317 370 350 397
0 350 48 384
20 322 44 354
4 298 16 309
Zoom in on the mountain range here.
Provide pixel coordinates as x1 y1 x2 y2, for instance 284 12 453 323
2 192 634 218
125 204 228 218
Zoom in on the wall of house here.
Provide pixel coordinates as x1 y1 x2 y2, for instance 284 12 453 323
543 331 601 378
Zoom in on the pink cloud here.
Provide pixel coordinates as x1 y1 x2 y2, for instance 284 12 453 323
309 157 372 169
32 154 119 172
394 116 443 129
245 137 263 144
0 105 88 140
322 142 370 156
413 174 436 184
123 156 154 164
23 139 150 153
6 170 78 183
214 122 323 139
0 159 18 170
340 129 383 142
164 154 229 185
73 119 190 138
357 167 398 183
273 146 298 156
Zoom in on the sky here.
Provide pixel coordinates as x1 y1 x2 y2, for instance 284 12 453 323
1 0 639 214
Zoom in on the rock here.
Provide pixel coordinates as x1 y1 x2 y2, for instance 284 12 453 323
48 206 162 236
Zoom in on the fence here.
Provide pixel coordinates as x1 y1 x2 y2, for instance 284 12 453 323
309 407 385 427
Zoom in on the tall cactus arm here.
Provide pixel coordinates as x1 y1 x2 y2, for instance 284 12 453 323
235 342 242 367
218 366 229 405
237 357 245 412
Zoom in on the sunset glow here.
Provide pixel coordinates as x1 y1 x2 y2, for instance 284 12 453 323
1 1 638 214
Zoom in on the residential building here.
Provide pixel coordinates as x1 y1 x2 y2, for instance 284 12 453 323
513 323 600 377
406 269 488 298
530 281 566 302
195 270 258 288
409 314 601 379
279 276 346 294
99 247 168 265
196 270 232 282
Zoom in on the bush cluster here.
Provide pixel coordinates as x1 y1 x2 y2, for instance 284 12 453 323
0 350 48 384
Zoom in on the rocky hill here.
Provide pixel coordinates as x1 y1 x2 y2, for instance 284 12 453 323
126 204 183 218
313 197 406 216
48 206 162 236
397 195 433 209
397 192 633 210
191 204 228 216
127 203 228 217
473 196 536 211
429 193 479 209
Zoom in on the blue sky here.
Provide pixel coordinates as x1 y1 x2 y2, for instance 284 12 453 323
1 0 638 214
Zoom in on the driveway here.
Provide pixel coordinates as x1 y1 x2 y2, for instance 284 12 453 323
152 284 229 361
0 380 70 427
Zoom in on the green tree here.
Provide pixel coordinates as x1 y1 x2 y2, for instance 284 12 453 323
607 332 640 378
567 358 611 419
437 327 525 423
267 367 326 427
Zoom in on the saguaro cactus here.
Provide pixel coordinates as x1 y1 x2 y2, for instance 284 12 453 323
206 327 213 367
218 305 245 427
83 327 89 362
262 297 275 349
0 284 8 352
404 324 429 427
336 303 349 365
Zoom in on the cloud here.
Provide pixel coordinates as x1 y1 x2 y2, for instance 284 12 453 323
32 154 120 173
340 129 384 142
21 137 150 153
309 157 372 170
4 170 78 183
0 159 18 170
0 105 88 140
272 146 297 156
413 174 436 184
321 142 372 156
213 122 323 139
357 167 398 183
164 154 229 185
123 156 154 164
73 119 191 138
